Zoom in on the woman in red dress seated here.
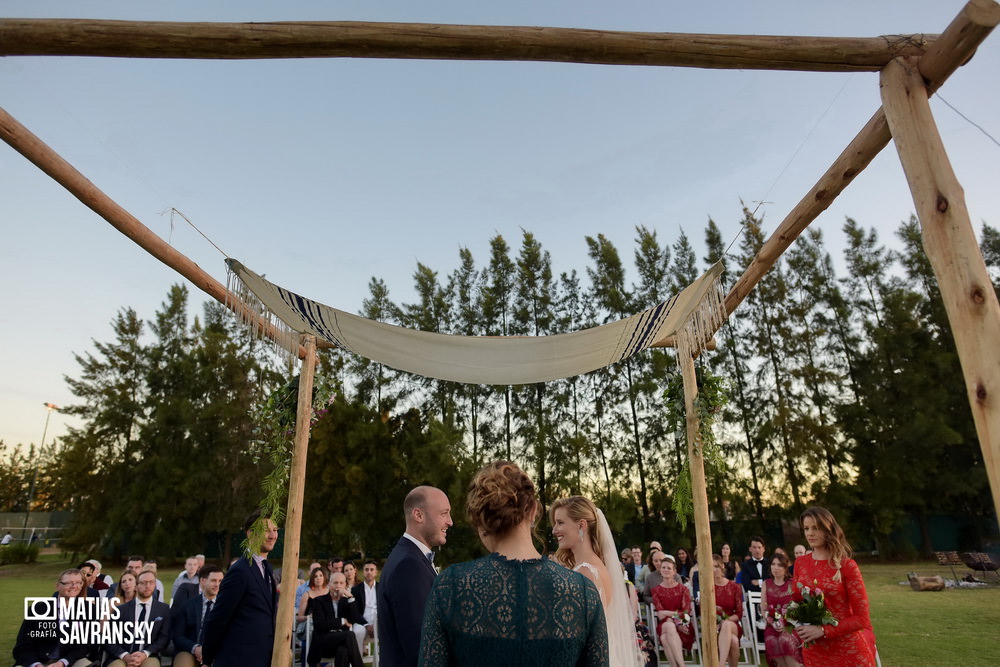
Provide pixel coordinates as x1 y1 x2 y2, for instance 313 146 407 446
712 553 743 667
793 506 876 667
761 551 803 667
650 556 694 667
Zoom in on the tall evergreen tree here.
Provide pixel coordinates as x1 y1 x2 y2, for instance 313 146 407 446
480 235 517 459
511 231 557 509
586 233 651 530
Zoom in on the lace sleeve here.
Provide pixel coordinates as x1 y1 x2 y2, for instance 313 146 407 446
417 570 453 667
580 577 610 667
824 559 872 640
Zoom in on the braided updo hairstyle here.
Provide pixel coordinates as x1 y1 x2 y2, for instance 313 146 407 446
466 461 541 540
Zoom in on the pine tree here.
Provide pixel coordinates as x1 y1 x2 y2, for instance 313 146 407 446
511 231 557 509
480 235 517 459
586 233 651 529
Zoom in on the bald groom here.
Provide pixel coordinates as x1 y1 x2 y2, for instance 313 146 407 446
377 486 452 667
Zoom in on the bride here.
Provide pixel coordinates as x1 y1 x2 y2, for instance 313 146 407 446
552 496 643 666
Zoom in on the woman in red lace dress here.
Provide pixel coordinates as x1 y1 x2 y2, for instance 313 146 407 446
761 552 802 667
650 556 694 667
793 507 876 667
712 554 743 667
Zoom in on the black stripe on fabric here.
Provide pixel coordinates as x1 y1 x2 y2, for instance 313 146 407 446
277 287 345 348
619 300 673 360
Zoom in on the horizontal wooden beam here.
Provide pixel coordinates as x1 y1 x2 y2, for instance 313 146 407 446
0 18 935 72
724 0 999 317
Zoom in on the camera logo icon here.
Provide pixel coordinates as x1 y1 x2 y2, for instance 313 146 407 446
24 597 57 621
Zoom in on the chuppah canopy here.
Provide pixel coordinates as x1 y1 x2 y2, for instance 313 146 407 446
226 258 725 385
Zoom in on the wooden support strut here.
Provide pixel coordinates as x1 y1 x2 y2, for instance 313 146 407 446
724 0 999 318
271 334 317 667
0 106 326 359
880 55 1000 528
680 349 719 667
0 18 935 72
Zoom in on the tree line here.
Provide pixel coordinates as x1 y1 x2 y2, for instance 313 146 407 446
3 210 998 561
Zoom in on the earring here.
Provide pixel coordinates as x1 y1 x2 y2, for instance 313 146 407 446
578 528 585 542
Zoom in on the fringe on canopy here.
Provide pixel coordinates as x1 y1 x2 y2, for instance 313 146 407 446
675 275 728 367
226 264 301 367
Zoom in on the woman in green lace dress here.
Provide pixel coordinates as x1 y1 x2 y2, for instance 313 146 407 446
418 461 609 666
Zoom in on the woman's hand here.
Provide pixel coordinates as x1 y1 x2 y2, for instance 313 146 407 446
795 624 825 643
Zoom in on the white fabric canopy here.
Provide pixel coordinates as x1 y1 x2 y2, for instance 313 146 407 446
227 259 723 385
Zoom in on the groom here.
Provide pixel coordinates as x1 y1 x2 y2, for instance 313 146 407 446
377 486 452 666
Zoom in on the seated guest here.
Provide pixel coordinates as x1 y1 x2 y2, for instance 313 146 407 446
651 557 694 667
296 562 323 613
351 560 379 644
113 572 138 607
713 554 744 667
142 559 166 602
336 571 368 661
636 545 661 595
108 555 144 598
14 569 92 667
297 567 330 624
720 543 738 580
77 560 101 597
639 550 666 603
740 536 771 593
303 572 366 667
88 559 113 594
171 557 200 602
172 564 224 667
761 553 803 667
105 569 172 667
343 562 358 590
675 547 694 582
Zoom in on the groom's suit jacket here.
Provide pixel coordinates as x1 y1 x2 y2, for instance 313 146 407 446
377 536 436 667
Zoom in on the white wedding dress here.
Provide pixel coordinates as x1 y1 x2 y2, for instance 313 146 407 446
574 509 643 666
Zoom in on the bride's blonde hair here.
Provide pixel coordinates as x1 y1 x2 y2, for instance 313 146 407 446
550 496 604 569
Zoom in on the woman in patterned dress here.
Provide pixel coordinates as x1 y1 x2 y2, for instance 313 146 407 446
419 462 608 666
712 554 743 667
761 552 803 667
650 557 694 667
792 507 876 667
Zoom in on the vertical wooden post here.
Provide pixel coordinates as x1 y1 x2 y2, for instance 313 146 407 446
680 351 719 667
881 56 1000 524
271 334 317 667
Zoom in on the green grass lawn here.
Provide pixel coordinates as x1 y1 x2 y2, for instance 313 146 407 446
3 557 999 665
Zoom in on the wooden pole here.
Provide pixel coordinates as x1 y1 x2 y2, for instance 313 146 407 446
880 55 1000 525
680 350 719 667
0 18 935 72
0 105 324 358
724 0 999 317
271 334 317 667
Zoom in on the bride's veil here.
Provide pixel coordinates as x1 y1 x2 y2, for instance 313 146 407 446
595 508 643 666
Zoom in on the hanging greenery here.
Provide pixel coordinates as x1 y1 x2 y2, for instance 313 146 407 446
242 370 337 556
665 365 730 528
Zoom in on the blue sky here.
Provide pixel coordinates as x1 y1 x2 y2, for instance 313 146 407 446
2 0 997 448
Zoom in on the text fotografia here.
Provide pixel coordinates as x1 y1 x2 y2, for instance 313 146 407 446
24 597 155 644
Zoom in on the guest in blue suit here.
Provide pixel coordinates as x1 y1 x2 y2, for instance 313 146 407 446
201 510 279 667
172 564 223 667
377 486 452 667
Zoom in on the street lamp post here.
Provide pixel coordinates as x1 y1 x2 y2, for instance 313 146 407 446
22 402 59 538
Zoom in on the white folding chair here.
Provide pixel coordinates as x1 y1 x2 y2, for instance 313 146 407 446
745 591 766 666
737 610 758 666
